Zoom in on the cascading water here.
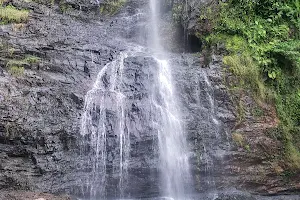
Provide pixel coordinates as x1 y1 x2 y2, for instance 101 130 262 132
79 0 191 199
152 59 191 199
80 52 131 198
149 0 191 198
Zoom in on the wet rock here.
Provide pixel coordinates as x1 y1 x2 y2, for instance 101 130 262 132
0 0 299 199
0 190 71 200
215 193 257 200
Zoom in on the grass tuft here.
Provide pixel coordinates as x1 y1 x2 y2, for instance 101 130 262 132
223 54 266 101
8 66 24 76
232 132 244 146
0 5 29 24
100 0 126 15
286 141 300 170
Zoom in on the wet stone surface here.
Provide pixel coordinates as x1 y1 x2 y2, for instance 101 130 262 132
0 0 299 199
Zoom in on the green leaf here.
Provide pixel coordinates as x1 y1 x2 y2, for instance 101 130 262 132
268 71 277 80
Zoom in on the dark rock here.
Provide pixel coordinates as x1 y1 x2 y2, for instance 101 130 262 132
0 0 299 199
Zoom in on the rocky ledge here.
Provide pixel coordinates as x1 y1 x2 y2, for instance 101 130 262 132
0 190 71 200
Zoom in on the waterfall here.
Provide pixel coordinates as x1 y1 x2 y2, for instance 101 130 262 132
80 52 130 198
152 59 191 199
79 0 191 199
149 0 191 199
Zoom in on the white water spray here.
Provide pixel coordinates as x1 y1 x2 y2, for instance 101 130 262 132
149 0 191 199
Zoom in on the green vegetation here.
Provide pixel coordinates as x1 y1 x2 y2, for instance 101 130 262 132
100 0 126 15
5 55 40 76
6 55 40 66
232 132 251 151
200 0 300 171
8 65 24 76
0 5 29 24
232 132 244 147
59 1 73 14
24 55 41 64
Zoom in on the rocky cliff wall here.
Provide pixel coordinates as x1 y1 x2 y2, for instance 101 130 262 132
0 0 299 199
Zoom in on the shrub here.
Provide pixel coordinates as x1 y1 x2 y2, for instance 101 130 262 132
203 0 300 170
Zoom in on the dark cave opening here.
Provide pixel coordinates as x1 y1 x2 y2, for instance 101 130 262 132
187 34 202 53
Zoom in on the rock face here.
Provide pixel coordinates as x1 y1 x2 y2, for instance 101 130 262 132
177 0 300 197
0 0 140 195
0 0 299 200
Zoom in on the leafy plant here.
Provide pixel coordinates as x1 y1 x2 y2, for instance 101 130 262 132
204 0 300 170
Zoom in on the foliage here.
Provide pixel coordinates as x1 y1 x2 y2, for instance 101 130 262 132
6 55 40 66
59 1 73 14
204 0 300 170
5 55 40 76
286 141 300 169
100 0 126 15
223 54 265 100
8 66 24 76
0 5 29 24
6 59 28 67
232 132 251 151
24 55 41 64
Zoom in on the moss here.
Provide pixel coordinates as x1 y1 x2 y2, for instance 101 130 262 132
8 66 24 76
244 144 251 152
59 2 73 14
8 48 15 57
252 106 264 118
24 55 41 64
285 141 300 170
6 55 41 69
223 54 266 101
0 5 29 24
232 132 244 147
6 59 28 67
100 0 126 15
